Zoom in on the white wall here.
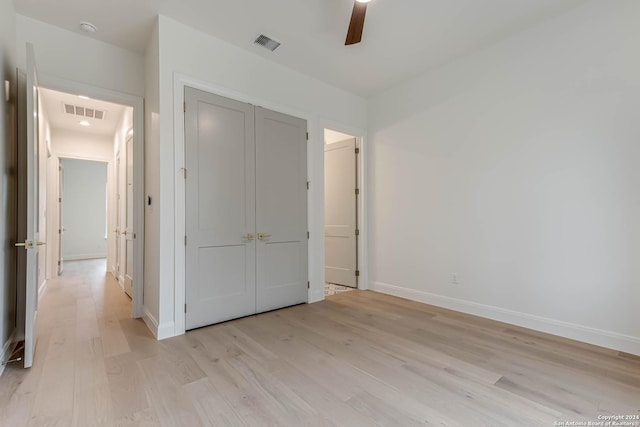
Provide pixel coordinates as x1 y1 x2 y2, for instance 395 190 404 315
324 129 355 144
0 0 18 373
61 158 108 260
16 15 144 97
52 129 114 159
143 19 161 335
143 15 367 338
368 0 640 354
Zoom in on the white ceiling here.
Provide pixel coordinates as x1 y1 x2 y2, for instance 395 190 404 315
39 87 128 137
15 0 587 96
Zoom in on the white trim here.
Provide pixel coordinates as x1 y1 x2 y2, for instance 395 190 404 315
38 73 145 320
142 307 174 340
55 151 112 163
62 254 108 261
173 73 320 336
38 280 47 299
370 281 640 356
142 307 159 338
0 329 18 377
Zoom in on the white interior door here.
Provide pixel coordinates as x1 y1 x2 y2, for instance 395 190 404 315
16 44 43 368
115 154 121 279
124 135 134 297
57 159 64 275
255 107 308 312
185 88 256 330
324 138 358 287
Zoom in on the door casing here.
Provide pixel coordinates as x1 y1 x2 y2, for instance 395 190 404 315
37 73 145 319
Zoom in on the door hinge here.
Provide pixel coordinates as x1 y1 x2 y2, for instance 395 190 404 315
306 181 310 190
181 168 187 179
355 147 360 154
184 101 186 113
57 261 61 266
355 188 360 195
133 233 137 239
184 236 187 246
58 229 61 234
306 132 309 141
307 231 309 239
355 270 360 277
58 165 62 171
355 229 360 236
184 303 187 313
307 281 310 289
58 197 62 203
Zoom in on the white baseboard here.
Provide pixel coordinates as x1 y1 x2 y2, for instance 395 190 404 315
38 280 47 299
0 329 18 377
63 253 107 261
370 281 640 356
142 307 175 341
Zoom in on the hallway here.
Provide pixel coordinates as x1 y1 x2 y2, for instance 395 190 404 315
0 259 146 426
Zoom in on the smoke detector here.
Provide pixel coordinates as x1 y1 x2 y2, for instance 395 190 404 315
80 22 98 33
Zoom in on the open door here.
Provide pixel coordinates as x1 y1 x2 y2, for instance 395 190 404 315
115 154 121 280
57 159 63 275
124 135 134 297
15 44 44 368
324 137 358 288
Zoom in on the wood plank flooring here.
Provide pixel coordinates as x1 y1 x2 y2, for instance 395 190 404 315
0 259 638 426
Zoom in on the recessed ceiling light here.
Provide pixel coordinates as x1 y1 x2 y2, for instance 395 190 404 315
79 22 98 33
78 95 90 100
79 121 90 127
356 0 372 3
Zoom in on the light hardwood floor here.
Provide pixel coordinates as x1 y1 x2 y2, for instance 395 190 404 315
0 260 638 426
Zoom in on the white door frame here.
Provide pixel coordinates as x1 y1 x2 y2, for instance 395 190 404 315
173 73 368 336
321 122 368 292
38 74 145 319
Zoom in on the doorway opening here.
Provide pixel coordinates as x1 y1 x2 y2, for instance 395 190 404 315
324 128 360 297
59 158 108 267
38 86 139 312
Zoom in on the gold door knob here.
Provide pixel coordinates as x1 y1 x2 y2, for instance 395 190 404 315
121 230 128 235
243 233 255 241
258 233 272 240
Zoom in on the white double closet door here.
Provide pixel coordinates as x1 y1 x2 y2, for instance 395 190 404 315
185 87 308 330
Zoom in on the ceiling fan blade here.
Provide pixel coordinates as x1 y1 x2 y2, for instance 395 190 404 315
345 1 367 45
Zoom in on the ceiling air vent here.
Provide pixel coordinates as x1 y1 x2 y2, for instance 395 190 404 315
254 34 280 52
63 103 106 120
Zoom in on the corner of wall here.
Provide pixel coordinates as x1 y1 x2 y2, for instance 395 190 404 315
142 305 174 340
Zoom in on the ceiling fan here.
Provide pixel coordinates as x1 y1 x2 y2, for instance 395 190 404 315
345 0 372 45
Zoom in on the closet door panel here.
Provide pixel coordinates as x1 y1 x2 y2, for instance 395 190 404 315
255 107 308 312
185 87 256 330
